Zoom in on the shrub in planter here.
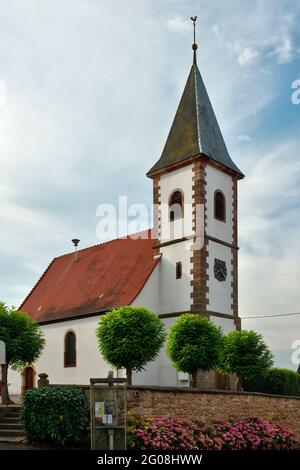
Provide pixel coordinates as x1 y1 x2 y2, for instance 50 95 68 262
21 386 89 447
128 415 297 450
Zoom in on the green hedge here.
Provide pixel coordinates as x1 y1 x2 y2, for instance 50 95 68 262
21 386 89 447
244 368 300 397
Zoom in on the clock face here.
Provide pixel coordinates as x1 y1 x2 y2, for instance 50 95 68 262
214 259 227 282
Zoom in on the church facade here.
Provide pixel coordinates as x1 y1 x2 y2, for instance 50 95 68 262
9 43 243 396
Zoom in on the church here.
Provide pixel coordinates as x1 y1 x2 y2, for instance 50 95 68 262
9 33 244 396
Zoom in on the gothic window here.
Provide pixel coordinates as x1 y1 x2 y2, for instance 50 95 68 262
64 331 76 367
214 190 226 222
169 190 184 222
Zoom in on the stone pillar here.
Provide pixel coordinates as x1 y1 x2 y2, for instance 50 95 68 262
38 373 49 388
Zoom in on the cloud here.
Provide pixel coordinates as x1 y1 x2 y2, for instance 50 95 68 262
273 36 294 64
167 15 190 32
237 134 251 142
0 80 6 108
212 24 224 44
239 139 300 369
238 47 259 66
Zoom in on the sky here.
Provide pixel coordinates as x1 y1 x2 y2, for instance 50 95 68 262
0 0 300 370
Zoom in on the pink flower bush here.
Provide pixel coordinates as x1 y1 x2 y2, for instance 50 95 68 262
127 415 297 450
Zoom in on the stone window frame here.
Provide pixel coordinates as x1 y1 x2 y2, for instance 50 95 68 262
64 330 77 368
169 189 184 222
214 189 226 222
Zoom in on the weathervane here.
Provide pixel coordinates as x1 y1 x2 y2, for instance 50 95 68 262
190 16 198 63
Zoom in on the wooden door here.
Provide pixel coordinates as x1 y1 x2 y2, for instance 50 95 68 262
24 366 34 392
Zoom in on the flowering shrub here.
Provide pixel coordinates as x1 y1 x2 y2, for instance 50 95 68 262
213 417 296 450
127 414 297 450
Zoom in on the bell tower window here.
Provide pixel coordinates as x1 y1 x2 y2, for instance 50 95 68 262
214 190 226 222
169 190 184 222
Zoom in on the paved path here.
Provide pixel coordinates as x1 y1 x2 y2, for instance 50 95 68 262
0 442 34 450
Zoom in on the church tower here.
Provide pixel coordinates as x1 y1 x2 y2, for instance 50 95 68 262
147 20 244 333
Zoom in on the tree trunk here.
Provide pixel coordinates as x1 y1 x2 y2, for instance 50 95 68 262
1 363 14 405
236 375 243 391
191 370 198 388
126 367 132 386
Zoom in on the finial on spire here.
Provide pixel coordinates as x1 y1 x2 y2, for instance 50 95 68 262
190 16 198 64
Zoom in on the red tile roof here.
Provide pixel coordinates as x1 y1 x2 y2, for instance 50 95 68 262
20 230 160 323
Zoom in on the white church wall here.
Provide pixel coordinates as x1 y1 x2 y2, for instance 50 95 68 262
8 315 110 395
209 315 235 334
160 164 194 241
206 164 233 244
207 240 233 315
133 240 192 315
131 263 160 313
133 316 181 387
159 240 193 314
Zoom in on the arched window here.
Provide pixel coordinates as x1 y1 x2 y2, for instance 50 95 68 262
64 331 76 367
214 190 226 222
169 190 184 222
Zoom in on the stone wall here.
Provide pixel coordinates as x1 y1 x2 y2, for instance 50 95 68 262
127 386 300 439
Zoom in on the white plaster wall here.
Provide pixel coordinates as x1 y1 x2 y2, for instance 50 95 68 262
207 240 233 315
206 164 233 244
159 164 194 242
159 240 193 314
8 315 110 396
131 263 159 313
210 316 235 334
134 241 192 315
133 317 182 387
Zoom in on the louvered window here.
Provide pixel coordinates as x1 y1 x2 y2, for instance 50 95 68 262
176 262 182 279
214 191 226 222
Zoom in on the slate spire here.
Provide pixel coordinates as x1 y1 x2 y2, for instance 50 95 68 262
147 19 243 178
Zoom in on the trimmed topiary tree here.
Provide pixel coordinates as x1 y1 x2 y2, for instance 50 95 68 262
0 302 45 404
167 314 223 388
220 330 273 390
96 306 166 385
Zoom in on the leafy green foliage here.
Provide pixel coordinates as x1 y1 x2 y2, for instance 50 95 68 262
96 306 166 371
244 368 300 396
220 330 273 380
167 314 223 373
21 386 89 447
0 302 45 369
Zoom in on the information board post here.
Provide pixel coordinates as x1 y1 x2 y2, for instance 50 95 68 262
90 377 127 450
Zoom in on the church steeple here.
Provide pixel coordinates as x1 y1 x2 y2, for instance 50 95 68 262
147 18 243 179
